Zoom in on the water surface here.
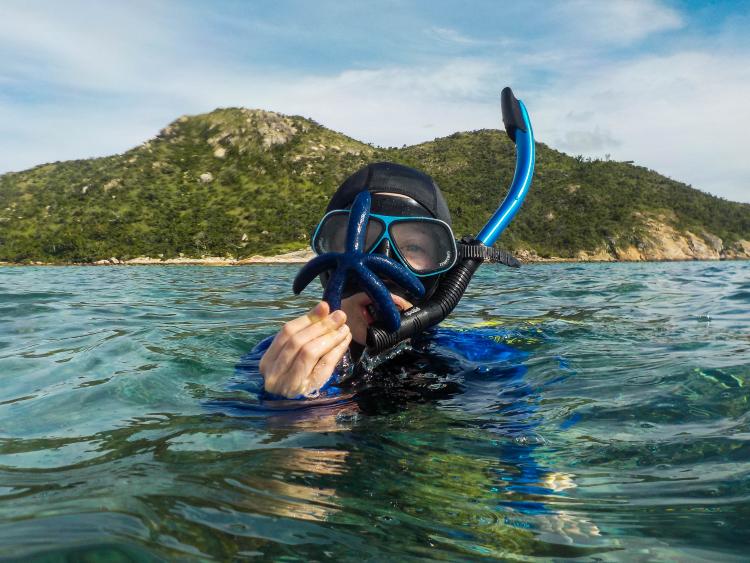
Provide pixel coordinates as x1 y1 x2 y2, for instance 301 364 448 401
1 262 749 560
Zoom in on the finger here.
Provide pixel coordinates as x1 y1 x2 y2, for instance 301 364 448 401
308 331 353 394
278 326 350 398
267 325 351 398
296 308 348 347
261 302 329 372
293 322 350 378
273 309 347 374
271 327 351 399
306 301 330 324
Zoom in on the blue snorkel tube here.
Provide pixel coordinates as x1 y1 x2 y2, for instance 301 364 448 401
476 88 535 247
366 87 535 354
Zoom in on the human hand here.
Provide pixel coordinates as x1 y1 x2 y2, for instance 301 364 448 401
259 302 352 398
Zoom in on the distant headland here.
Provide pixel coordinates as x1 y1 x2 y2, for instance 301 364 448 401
1 108 748 264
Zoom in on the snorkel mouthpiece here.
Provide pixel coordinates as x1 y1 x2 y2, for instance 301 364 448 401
293 190 425 332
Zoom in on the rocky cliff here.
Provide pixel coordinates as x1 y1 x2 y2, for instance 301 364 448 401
573 213 750 261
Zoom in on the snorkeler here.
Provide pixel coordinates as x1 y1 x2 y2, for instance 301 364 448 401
260 162 458 397
259 87 534 399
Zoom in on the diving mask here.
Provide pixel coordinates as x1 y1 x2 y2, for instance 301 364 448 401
313 190 457 278
312 210 457 277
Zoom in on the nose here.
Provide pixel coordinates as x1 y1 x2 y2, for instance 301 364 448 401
372 238 393 258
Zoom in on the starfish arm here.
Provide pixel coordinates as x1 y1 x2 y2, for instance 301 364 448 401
355 263 402 332
322 266 348 311
347 191 371 253
365 254 425 298
292 254 338 294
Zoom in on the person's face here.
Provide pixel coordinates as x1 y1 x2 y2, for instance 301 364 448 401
324 193 441 344
340 291 414 345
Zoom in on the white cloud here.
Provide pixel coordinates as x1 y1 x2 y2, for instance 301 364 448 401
0 0 747 205
274 61 505 146
0 2 181 93
530 50 750 202
429 26 481 45
549 0 684 45
556 127 622 153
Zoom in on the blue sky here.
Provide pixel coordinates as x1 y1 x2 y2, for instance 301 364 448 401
1 0 749 202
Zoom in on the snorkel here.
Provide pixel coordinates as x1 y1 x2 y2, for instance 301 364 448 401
477 88 535 247
293 86 535 355
366 86 535 353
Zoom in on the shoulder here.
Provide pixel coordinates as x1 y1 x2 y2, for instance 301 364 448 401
417 327 528 363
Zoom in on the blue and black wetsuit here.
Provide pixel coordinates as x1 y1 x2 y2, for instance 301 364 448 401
230 327 537 413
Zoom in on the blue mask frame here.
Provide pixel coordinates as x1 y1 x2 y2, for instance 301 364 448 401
311 210 458 277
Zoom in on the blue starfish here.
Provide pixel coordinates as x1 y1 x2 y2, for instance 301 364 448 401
293 190 425 332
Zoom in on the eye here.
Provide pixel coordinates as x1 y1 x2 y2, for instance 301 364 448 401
400 241 431 269
403 243 425 254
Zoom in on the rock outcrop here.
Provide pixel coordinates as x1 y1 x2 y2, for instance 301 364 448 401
201 109 299 155
252 110 298 149
723 239 750 259
565 214 750 262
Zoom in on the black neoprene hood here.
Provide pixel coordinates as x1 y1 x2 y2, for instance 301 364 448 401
326 162 451 225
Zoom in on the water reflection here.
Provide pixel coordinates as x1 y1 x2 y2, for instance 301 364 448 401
207 325 612 558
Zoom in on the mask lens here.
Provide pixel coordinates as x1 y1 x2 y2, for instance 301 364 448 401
314 212 348 254
314 212 385 254
389 220 456 274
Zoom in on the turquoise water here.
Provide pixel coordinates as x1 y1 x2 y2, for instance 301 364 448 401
1 262 749 560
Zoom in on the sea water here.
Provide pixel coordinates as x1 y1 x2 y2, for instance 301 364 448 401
0 262 748 560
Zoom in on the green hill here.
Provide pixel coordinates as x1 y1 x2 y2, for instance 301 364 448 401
0 108 748 263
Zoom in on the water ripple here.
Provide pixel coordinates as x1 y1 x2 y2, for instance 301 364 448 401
0 262 749 559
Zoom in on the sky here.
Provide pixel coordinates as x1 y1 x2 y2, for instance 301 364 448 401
1 0 749 202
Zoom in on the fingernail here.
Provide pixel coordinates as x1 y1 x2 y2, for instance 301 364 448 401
331 310 346 323
338 324 349 333
308 302 325 321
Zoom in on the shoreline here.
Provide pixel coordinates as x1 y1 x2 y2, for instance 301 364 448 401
1 248 748 267
0 250 317 267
